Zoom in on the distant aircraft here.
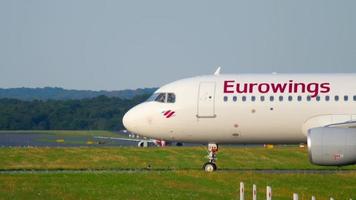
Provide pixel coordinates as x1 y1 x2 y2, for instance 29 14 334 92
123 68 356 172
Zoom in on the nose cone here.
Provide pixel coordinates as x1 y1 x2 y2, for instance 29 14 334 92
123 108 136 133
122 103 156 138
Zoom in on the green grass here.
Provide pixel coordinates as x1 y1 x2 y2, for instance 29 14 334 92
0 147 355 199
0 146 355 170
0 172 355 200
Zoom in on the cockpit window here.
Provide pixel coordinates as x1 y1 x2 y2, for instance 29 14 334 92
167 93 176 103
146 93 159 102
146 92 176 103
155 93 166 103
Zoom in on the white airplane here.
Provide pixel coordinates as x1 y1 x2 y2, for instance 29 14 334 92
123 68 356 172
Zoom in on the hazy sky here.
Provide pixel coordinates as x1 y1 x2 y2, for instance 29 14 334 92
1 0 356 90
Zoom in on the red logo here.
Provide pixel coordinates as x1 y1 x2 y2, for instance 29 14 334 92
334 153 343 161
162 110 175 118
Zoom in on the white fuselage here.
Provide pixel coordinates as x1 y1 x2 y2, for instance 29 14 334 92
123 74 356 144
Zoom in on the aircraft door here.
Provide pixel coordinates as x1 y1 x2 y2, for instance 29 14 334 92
197 82 216 118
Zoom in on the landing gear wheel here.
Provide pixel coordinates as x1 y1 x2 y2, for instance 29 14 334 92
202 143 219 172
203 162 217 172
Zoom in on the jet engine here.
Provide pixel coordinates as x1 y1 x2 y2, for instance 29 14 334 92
307 127 356 166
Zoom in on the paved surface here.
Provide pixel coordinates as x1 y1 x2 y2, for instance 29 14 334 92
0 131 197 147
0 132 127 147
0 131 149 147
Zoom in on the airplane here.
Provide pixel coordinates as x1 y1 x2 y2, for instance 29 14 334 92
123 68 356 172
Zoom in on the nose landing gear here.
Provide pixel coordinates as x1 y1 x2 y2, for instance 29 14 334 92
203 143 219 172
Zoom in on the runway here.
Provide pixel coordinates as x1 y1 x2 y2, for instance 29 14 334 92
0 131 199 147
0 131 138 147
1 169 355 174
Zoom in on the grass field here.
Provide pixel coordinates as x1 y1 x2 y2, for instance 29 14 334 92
0 172 355 200
0 146 355 170
0 146 355 200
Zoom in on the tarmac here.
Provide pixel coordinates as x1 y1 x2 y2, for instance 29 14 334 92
0 131 141 147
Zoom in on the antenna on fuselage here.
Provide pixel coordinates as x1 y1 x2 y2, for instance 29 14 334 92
214 66 221 75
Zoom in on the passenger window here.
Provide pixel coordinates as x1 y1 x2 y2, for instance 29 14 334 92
233 96 237 102
224 96 228 102
344 95 348 101
316 96 320 101
270 96 274 102
335 95 339 101
307 96 311 101
279 96 283 102
288 96 293 101
155 93 166 103
325 96 330 101
354 95 356 101
251 96 256 102
167 93 176 103
297 96 302 102
242 96 247 102
260 96 265 102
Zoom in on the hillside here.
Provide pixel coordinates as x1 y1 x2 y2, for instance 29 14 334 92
0 87 157 101
0 95 149 130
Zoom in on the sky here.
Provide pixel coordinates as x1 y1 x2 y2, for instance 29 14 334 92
0 0 356 90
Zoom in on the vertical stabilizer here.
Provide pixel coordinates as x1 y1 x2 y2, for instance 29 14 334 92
214 67 221 75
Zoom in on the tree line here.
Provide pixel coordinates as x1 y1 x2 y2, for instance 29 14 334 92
0 95 149 130
0 87 156 100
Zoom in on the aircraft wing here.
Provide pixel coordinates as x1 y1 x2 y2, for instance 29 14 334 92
94 136 151 142
325 121 356 128
303 115 356 134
